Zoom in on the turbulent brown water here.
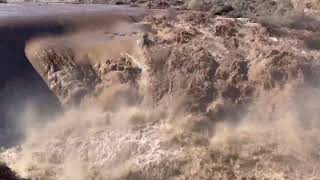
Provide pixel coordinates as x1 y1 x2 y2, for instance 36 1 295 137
1 1 320 180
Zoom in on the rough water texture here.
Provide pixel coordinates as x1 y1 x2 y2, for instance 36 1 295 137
1 0 320 179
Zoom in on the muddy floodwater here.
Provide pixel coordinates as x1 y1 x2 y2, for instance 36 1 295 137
0 3 146 146
1 1 320 180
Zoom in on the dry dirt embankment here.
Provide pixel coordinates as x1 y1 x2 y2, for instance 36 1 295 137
1 1 320 179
